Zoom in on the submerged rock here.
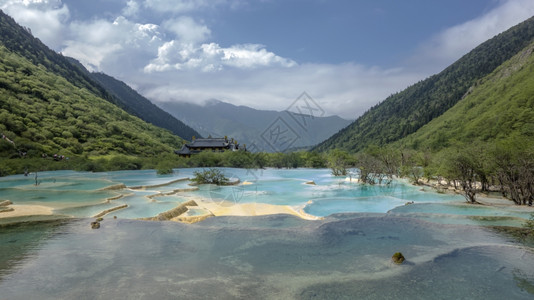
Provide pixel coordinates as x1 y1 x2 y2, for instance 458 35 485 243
392 252 405 264
91 221 100 229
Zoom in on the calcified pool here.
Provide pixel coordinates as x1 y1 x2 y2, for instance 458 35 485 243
1 168 533 299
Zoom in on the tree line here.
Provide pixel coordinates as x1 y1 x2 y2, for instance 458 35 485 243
329 142 534 206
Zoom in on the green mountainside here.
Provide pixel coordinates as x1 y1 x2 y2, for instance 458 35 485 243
89 72 200 141
393 41 534 205
0 11 184 173
0 11 113 103
314 16 534 153
0 10 196 140
0 45 183 156
397 41 534 152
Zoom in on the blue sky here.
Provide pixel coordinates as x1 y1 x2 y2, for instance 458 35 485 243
2 0 534 118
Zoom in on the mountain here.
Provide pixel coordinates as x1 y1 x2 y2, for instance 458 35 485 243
396 40 534 151
159 99 351 152
0 9 196 142
89 72 200 141
0 10 183 160
314 16 534 153
0 11 113 104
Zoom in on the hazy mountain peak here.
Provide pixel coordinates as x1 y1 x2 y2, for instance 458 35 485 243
159 100 350 151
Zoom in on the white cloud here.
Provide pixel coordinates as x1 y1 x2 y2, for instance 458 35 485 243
162 16 210 43
144 42 297 73
410 0 534 72
122 0 140 17
62 16 163 72
0 0 69 49
213 43 297 69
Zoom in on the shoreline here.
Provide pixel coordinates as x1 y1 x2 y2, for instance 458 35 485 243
418 179 534 209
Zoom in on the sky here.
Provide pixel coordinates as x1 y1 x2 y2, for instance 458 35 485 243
1 0 534 119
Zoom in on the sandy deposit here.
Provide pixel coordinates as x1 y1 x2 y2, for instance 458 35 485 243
192 196 321 220
0 204 54 218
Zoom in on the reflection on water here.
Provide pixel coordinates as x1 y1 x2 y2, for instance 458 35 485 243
1 168 534 298
0 219 69 279
0 216 532 299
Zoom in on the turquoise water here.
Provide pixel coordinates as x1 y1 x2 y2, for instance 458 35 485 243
1 168 534 299
0 170 113 190
1 168 531 224
0 171 119 209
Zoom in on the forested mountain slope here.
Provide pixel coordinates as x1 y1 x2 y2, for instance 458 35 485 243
314 16 534 153
0 11 184 160
0 10 113 103
397 41 534 151
0 10 197 142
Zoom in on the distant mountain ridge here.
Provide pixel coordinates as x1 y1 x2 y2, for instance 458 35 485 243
314 15 534 152
159 99 351 152
89 72 200 141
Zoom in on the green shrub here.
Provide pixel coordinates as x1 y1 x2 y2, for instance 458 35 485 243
191 168 228 185
156 161 174 175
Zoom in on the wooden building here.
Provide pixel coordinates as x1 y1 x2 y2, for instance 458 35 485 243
175 137 239 158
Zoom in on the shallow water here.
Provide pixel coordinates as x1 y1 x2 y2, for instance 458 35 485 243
0 216 533 299
1 168 533 299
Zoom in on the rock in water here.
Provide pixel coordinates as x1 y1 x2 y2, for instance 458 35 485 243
91 221 100 229
392 252 405 264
